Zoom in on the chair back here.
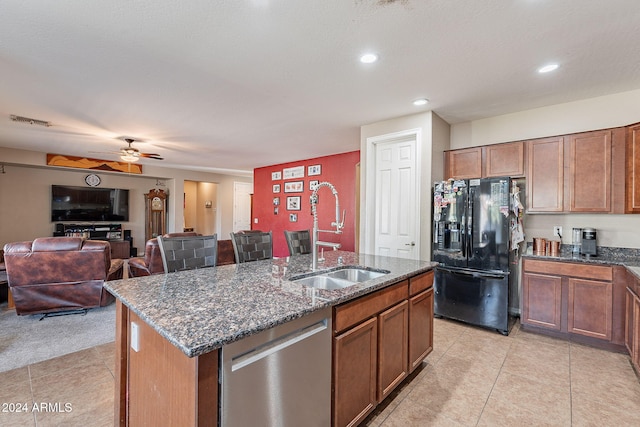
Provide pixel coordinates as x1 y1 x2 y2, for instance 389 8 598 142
284 230 312 256
157 234 218 273
230 231 273 263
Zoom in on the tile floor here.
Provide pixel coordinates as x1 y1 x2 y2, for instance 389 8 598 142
1 318 639 426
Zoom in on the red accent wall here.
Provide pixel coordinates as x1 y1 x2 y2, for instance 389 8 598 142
253 151 360 258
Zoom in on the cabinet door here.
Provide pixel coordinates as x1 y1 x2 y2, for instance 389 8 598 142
408 288 433 372
626 124 640 213
568 278 612 340
522 272 562 330
626 287 635 355
445 147 482 179
568 130 612 212
334 317 377 427
377 300 408 402
526 137 564 212
484 141 525 178
633 293 640 372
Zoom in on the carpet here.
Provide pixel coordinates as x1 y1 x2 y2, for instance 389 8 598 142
0 303 115 373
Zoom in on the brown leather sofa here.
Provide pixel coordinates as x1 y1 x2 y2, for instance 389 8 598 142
3 237 124 316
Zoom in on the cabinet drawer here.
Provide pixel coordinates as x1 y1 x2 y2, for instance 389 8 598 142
409 270 434 296
334 281 408 334
523 259 612 281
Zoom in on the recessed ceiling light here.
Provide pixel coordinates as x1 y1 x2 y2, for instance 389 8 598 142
538 63 559 73
413 98 429 106
360 53 378 64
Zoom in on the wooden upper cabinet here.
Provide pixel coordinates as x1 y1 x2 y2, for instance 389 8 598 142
568 130 612 212
526 136 564 213
483 141 525 178
627 124 640 213
444 147 482 179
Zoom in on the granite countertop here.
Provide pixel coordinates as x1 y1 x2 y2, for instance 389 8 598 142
104 250 436 358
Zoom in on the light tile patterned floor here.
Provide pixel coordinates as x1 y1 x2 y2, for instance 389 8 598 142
1 318 639 426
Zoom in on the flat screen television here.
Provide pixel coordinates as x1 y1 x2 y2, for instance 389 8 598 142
51 185 129 222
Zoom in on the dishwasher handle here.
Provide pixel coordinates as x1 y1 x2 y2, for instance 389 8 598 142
231 318 328 372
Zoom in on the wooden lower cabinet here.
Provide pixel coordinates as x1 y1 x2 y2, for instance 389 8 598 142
522 272 562 330
521 259 625 349
568 277 612 340
377 300 408 401
408 288 434 371
626 286 640 373
333 271 434 427
333 317 377 427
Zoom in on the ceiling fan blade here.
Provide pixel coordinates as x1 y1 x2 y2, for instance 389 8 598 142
139 153 164 160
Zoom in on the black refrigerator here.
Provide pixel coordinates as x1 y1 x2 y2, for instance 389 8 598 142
432 177 521 335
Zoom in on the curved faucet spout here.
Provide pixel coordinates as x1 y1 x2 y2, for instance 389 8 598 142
310 181 345 270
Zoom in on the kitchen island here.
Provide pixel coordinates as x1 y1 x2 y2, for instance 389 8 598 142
105 250 436 427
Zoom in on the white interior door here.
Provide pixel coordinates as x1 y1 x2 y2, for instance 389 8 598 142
233 182 253 232
372 135 419 259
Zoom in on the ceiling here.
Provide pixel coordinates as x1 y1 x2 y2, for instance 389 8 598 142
1 1 639 174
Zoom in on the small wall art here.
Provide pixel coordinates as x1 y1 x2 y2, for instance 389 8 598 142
289 213 298 222
286 196 301 210
284 181 304 193
309 180 319 191
271 171 282 180
308 164 321 176
283 165 305 179
273 184 281 193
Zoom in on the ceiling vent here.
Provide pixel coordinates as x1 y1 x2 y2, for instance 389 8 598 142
10 114 52 127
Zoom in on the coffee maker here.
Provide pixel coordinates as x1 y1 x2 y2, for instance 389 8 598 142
580 228 597 257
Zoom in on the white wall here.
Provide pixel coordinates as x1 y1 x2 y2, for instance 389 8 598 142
450 88 640 249
360 111 450 261
0 147 251 253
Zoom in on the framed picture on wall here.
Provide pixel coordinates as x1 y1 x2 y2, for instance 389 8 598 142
286 196 301 211
289 213 298 222
308 164 321 176
273 184 281 193
284 181 304 193
283 166 305 179
272 171 282 180
309 180 319 191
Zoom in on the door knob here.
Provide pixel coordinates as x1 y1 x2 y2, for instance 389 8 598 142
405 242 416 246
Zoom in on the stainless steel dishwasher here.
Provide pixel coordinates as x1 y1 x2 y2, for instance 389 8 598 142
220 307 332 427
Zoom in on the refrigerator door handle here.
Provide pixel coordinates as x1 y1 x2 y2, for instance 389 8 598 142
466 190 473 259
437 266 508 280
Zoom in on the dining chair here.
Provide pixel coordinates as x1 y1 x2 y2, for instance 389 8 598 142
157 234 218 273
283 229 312 256
230 231 273 263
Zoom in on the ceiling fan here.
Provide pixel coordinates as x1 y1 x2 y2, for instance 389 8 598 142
116 138 163 162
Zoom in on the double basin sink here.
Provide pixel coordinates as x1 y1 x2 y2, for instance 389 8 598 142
291 267 390 290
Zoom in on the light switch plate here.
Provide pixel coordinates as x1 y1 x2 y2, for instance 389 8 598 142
131 321 140 352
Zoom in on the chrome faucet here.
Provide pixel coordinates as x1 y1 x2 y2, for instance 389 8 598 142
310 181 345 270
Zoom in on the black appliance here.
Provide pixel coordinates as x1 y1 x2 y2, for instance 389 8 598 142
580 228 597 257
432 177 520 335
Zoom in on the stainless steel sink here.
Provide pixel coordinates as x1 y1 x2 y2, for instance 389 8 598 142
291 267 390 290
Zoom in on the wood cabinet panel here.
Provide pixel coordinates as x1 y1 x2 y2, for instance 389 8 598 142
522 272 562 330
483 141 525 178
527 136 564 212
377 301 408 402
334 281 408 334
408 288 433 372
626 124 640 213
445 147 482 179
568 278 612 340
568 130 612 212
409 270 433 296
523 259 612 281
625 287 636 355
334 317 377 427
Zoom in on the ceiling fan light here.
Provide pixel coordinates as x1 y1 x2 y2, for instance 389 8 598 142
120 154 139 162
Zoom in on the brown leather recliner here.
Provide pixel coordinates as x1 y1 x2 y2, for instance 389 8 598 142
128 232 199 277
3 237 124 316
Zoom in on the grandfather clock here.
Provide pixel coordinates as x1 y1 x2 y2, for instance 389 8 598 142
145 189 168 242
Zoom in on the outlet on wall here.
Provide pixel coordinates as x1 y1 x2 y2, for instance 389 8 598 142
553 226 562 238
